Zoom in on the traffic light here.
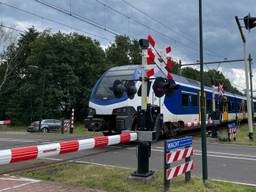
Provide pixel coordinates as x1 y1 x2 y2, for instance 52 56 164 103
244 14 256 31
112 80 137 99
152 77 180 98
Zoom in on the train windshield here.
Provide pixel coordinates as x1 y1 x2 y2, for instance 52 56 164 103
93 70 135 100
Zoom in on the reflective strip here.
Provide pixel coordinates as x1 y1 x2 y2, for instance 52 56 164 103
167 160 194 180
130 132 138 141
0 149 11 165
11 146 38 163
37 143 60 158
78 138 95 151
60 140 79 154
120 133 131 143
166 147 193 164
95 136 108 147
108 135 120 145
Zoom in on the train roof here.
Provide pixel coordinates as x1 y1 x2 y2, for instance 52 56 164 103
107 64 248 100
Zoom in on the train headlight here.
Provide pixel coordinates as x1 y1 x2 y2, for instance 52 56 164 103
113 107 127 114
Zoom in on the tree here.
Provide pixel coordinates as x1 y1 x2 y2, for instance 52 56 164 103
0 25 18 93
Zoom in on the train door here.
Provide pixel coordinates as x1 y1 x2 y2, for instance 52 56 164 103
223 96 228 121
198 91 206 121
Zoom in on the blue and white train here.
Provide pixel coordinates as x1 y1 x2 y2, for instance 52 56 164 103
85 65 256 135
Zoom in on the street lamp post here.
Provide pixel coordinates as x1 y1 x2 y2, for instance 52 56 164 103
235 16 254 140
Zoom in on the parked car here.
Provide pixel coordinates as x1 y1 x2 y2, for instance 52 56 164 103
27 119 62 133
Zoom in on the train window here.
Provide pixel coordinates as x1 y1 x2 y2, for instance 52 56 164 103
191 95 198 106
182 94 189 106
254 103 256 111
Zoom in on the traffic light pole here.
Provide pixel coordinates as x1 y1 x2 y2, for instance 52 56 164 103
243 35 254 140
235 16 254 140
248 54 254 124
199 0 208 184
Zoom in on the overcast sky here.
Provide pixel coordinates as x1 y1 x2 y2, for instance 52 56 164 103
0 0 256 91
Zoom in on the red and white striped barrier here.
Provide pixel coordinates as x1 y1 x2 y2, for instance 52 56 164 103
0 132 137 165
184 119 213 128
0 120 11 126
166 146 193 164
166 160 194 180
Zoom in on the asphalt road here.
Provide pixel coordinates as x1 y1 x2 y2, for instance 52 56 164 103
0 131 256 187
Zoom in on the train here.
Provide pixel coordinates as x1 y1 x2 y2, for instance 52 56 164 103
85 64 256 136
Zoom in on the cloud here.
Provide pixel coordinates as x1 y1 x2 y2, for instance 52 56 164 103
0 0 255 82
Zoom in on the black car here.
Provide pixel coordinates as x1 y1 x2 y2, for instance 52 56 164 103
27 119 62 133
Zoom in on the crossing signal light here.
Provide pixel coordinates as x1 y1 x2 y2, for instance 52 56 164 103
244 14 256 31
112 80 137 99
152 77 180 98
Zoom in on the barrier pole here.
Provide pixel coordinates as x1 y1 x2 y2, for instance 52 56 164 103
164 141 170 192
185 147 191 182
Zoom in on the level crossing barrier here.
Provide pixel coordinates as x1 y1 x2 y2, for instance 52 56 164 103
164 137 194 191
0 132 137 165
0 120 11 126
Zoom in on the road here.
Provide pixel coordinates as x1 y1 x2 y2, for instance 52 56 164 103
0 131 256 187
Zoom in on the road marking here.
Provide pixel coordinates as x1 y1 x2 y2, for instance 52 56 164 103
0 138 49 143
71 160 132 170
195 150 256 159
0 176 40 192
149 148 256 161
213 178 256 187
153 146 256 159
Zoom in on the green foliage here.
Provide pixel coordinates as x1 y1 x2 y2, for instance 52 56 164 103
0 27 241 124
105 35 141 66
180 68 242 95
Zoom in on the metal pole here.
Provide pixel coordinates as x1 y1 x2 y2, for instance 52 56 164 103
40 72 46 122
244 38 254 140
248 54 254 123
199 0 208 184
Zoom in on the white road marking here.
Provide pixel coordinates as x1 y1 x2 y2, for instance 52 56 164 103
153 146 256 159
213 178 256 187
0 138 49 143
0 176 40 192
150 148 256 161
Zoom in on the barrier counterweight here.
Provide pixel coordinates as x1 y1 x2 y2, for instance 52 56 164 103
0 132 137 165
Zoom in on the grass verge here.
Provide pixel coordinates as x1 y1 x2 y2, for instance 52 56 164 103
204 123 256 146
18 163 256 192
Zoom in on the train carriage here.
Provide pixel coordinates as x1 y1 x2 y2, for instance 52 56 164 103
85 65 256 136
